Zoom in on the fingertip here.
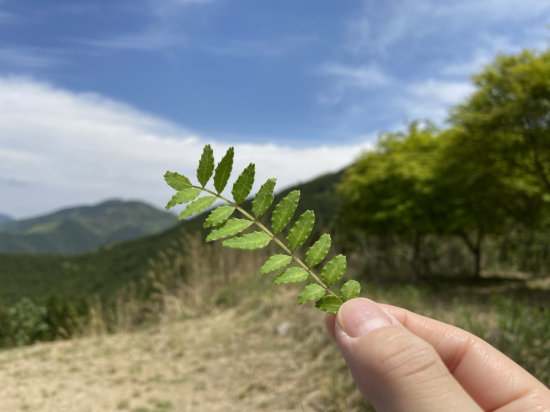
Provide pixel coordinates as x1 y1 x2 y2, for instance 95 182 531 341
337 297 394 338
332 299 483 411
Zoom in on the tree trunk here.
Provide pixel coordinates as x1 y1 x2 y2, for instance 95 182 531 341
473 242 482 278
458 228 484 278
527 132 550 194
409 232 422 282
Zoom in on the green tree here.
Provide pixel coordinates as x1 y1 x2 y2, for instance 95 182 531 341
447 48 550 275
339 122 536 278
431 128 540 277
340 49 550 279
339 122 445 279
451 49 550 199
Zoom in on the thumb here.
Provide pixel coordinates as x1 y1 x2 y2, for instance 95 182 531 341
333 298 481 412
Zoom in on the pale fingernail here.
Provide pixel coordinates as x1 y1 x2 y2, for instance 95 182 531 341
337 298 393 338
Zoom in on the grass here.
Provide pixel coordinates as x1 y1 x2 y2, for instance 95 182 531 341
143 236 550 401
24 220 62 234
0 234 548 411
0 289 365 411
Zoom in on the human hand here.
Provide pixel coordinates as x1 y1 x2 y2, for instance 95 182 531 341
325 298 550 411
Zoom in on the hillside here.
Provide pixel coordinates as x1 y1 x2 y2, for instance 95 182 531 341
0 223 186 305
0 171 343 305
0 199 177 254
0 213 13 225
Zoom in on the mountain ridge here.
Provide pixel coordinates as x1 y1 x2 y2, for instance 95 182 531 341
0 199 177 254
0 214 13 225
0 171 343 305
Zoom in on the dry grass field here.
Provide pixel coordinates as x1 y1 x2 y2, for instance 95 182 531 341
0 289 364 412
2 238 548 411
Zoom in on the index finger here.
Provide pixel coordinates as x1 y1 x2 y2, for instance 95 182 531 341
379 304 550 411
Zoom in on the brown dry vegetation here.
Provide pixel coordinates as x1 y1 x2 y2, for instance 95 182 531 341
0 292 361 411
0 236 367 411
1 234 548 411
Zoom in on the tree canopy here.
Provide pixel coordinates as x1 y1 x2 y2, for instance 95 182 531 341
339 47 550 278
339 122 443 236
451 49 550 199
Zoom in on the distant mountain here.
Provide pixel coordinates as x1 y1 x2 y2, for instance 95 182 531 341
0 214 13 225
0 199 177 254
0 171 343 305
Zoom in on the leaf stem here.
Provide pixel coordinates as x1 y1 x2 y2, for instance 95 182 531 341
195 186 338 297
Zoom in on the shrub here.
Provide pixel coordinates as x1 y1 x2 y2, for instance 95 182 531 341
9 297 48 347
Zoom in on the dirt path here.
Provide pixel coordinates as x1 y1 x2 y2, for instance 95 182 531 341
0 294 361 411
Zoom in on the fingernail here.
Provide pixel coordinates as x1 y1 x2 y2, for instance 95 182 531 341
337 298 392 338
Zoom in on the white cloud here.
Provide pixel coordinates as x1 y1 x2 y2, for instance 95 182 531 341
316 93 342 106
0 47 60 69
347 0 550 55
441 49 493 77
83 24 310 58
407 79 474 105
320 1 550 132
79 0 216 52
82 31 187 51
0 77 371 218
439 29 549 78
346 1 425 55
197 35 314 58
432 0 550 23
318 63 391 89
396 79 475 123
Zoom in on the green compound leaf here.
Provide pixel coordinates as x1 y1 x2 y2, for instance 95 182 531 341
305 234 331 267
206 218 252 242
297 284 326 304
214 147 234 194
321 254 347 287
340 280 361 302
166 188 201 209
260 254 292 275
164 144 361 315
315 295 343 314
203 205 235 228
164 171 192 191
232 163 255 204
274 267 308 284
286 210 315 251
197 144 215 187
178 196 216 220
222 231 271 249
252 178 276 218
271 190 300 234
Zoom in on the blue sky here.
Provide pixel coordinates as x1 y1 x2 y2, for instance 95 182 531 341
1 0 549 218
